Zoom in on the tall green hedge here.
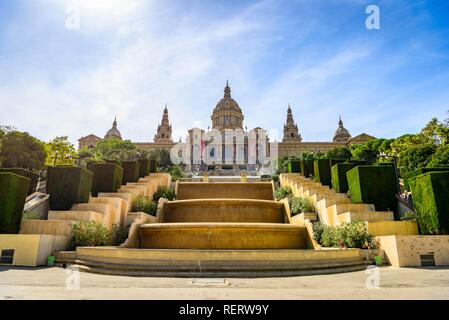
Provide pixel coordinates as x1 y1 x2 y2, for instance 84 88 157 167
330 159 347 166
403 167 449 191
288 160 301 173
122 161 140 185
0 172 30 234
331 163 356 193
398 166 411 178
91 163 123 197
47 166 93 210
138 159 150 178
0 168 39 195
347 165 398 211
149 160 158 173
314 159 332 186
300 160 314 178
410 172 449 235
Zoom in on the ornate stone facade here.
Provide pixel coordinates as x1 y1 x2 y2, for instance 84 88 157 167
283 105 302 143
154 105 173 144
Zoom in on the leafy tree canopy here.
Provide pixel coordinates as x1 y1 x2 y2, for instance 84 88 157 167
45 136 77 167
325 147 352 160
92 138 138 161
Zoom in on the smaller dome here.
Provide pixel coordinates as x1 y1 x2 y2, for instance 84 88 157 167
333 116 351 143
105 117 122 140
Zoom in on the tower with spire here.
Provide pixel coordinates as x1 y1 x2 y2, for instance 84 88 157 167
282 105 302 142
154 105 173 143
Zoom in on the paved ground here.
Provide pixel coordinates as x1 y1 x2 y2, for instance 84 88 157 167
1 266 449 300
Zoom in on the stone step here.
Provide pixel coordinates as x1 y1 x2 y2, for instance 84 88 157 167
138 223 308 250
337 211 394 224
71 203 120 230
118 186 144 197
89 197 129 228
20 220 74 236
367 221 419 236
48 211 104 223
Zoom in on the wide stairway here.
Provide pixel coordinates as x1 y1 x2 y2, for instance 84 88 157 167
69 181 368 277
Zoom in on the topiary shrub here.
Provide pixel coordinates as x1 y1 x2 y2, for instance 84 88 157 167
410 172 449 235
138 159 150 178
152 186 176 202
347 165 398 212
70 221 111 249
169 165 185 181
91 163 123 197
0 168 39 196
314 159 332 186
288 160 301 173
121 160 140 185
0 172 30 234
47 166 93 211
403 167 449 191
274 186 292 201
291 197 317 216
300 160 314 178
331 163 356 193
131 195 157 216
313 221 375 249
149 160 158 173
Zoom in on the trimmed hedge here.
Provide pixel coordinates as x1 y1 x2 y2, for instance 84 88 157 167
410 172 449 235
0 168 39 195
398 166 411 178
331 163 356 193
0 172 30 234
91 163 123 197
105 159 122 166
347 165 398 211
47 166 93 210
121 161 140 185
149 160 158 173
403 167 449 191
138 159 150 178
347 160 371 166
330 159 347 166
314 159 332 186
288 160 301 173
300 160 314 178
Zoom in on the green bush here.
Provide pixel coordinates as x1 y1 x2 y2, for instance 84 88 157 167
22 211 43 220
169 165 186 181
331 163 356 193
313 221 375 249
138 159 150 178
288 160 301 173
410 172 449 235
403 167 449 191
121 160 139 185
0 172 30 234
300 159 314 178
111 223 128 246
152 186 176 202
398 166 411 178
70 221 111 249
47 166 93 211
91 163 123 197
149 160 158 173
347 165 398 212
0 168 39 195
291 197 317 216
314 159 332 186
274 186 292 201
131 195 157 216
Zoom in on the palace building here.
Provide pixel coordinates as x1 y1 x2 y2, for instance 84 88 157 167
78 82 374 168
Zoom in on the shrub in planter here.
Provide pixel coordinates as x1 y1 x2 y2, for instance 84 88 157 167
410 172 449 235
0 168 39 195
138 159 150 178
70 221 111 249
313 221 375 249
149 160 158 173
91 163 123 197
331 163 356 193
121 160 139 185
274 186 292 201
314 159 332 186
300 160 314 178
347 165 398 212
131 195 157 216
403 167 449 191
291 197 317 216
152 186 176 202
0 172 30 234
169 165 186 181
47 166 93 211
288 160 301 173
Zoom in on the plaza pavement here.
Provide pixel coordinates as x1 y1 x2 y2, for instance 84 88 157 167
1 266 449 300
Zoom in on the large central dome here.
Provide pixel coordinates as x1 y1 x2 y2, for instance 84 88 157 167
211 82 244 130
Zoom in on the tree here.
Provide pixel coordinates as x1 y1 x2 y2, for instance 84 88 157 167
350 143 378 163
149 148 173 169
390 134 425 154
301 152 319 161
92 138 138 161
0 131 47 170
398 144 436 169
45 136 77 166
420 117 449 146
325 147 352 159
428 145 449 167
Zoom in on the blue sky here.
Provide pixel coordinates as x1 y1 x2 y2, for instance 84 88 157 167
0 0 449 145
